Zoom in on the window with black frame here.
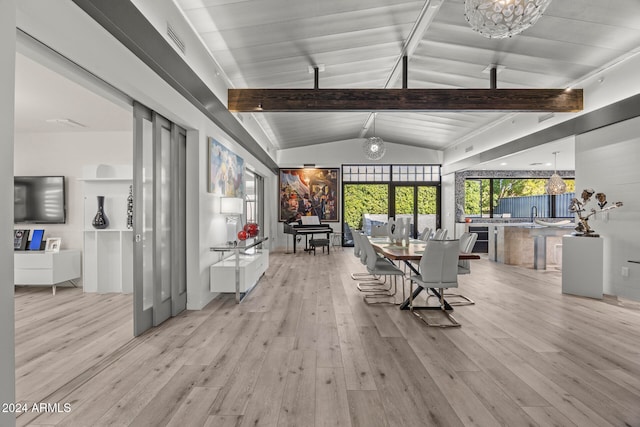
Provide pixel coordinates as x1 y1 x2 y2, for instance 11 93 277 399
464 177 575 219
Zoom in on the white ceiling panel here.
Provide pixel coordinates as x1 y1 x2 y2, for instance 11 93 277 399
14 0 636 171
174 0 640 155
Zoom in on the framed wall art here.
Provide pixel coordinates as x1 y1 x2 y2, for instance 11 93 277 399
208 138 245 197
279 168 339 222
45 237 61 253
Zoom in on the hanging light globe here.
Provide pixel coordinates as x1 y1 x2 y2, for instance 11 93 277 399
545 151 566 195
464 0 553 39
545 173 566 195
363 136 386 161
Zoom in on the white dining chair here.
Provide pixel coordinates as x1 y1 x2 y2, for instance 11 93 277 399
409 239 461 327
360 234 406 304
441 232 478 306
418 226 432 241
350 228 378 281
351 232 394 294
371 224 388 237
433 228 448 240
457 232 478 275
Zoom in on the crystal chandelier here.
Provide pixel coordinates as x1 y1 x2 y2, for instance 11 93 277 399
545 151 566 195
363 114 386 161
464 0 553 39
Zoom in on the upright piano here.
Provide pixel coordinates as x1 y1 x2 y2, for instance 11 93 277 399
283 216 333 253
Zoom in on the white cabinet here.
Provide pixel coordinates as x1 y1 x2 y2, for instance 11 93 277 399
210 250 269 295
14 250 81 294
83 230 133 293
80 164 133 293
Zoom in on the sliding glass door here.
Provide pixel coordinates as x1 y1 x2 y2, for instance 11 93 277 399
343 183 388 240
132 102 186 336
342 165 441 244
393 185 415 237
417 185 438 237
390 184 439 238
171 125 187 316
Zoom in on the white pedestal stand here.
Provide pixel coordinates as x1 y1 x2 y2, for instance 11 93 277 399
561 235 603 299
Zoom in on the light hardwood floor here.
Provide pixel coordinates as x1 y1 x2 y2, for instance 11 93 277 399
14 249 640 426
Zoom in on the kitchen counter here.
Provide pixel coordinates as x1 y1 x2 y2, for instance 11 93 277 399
475 221 575 269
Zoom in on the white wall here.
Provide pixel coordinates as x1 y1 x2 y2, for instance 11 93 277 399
575 116 640 300
441 172 456 238
191 132 277 310
14 131 132 252
278 139 442 167
1 1 16 425
16 0 277 311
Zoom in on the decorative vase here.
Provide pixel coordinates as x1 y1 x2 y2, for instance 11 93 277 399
92 196 109 229
389 217 407 244
387 218 396 238
402 218 411 241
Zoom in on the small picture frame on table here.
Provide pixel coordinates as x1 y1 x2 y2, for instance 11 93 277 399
45 237 61 253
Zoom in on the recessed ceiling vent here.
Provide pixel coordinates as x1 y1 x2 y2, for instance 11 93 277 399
167 23 186 54
465 145 474 153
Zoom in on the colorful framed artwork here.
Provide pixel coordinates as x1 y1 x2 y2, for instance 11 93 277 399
208 138 245 197
279 168 339 222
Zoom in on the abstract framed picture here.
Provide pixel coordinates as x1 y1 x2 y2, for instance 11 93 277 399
279 168 339 222
208 138 245 197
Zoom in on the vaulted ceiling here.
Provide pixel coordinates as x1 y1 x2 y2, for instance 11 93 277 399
173 0 640 152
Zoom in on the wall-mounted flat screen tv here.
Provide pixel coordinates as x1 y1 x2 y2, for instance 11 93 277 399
14 176 66 224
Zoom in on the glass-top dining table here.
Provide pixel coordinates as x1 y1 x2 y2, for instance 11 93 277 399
368 237 480 311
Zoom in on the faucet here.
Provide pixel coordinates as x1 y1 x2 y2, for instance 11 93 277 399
530 205 538 223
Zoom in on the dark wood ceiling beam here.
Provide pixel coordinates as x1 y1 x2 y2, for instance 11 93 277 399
228 88 583 112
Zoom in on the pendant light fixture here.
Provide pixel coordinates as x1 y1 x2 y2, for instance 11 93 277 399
545 151 566 195
363 113 386 161
464 0 553 39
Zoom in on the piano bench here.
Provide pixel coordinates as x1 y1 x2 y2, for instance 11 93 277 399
309 239 330 255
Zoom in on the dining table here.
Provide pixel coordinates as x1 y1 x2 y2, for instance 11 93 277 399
368 237 480 311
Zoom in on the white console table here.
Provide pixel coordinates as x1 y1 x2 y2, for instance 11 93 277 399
210 237 269 303
14 249 82 295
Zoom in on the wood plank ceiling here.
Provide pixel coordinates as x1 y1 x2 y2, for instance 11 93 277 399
174 0 640 151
